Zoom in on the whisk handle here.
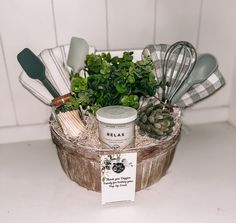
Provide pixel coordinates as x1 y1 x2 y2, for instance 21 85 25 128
170 83 191 105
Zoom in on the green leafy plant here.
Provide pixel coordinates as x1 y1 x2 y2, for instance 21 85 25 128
63 51 159 113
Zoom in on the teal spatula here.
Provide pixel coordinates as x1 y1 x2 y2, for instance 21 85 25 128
17 48 60 98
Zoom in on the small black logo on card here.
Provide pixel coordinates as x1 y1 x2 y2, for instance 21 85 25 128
112 162 125 173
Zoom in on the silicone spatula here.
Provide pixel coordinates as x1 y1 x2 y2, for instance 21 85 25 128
171 53 218 104
17 48 60 98
67 37 89 73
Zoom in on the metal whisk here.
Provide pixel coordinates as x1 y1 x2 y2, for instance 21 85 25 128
161 41 197 104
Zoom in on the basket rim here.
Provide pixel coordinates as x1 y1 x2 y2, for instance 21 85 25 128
49 108 182 153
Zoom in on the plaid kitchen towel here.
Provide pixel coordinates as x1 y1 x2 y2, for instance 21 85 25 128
19 45 96 105
143 44 225 108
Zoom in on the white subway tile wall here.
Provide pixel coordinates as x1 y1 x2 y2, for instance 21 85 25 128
155 0 202 45
107 0 155 50
53 0 107 49
229 57 236 126
0 0 235 141
0 0 55 125
0 34 16 127
195 0 236 109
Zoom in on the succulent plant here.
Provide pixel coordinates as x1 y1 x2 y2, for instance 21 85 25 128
137 103 175 139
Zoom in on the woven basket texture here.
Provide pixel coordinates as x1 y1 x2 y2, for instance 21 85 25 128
50 115 181 192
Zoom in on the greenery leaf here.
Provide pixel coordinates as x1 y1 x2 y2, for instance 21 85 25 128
62 51 160 114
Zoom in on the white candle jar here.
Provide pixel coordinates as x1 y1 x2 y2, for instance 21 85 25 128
96 106 137 149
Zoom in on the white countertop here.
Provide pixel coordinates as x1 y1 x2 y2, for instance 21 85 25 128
1 122 236 223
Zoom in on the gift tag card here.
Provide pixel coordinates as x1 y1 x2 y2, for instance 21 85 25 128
101 152 137 204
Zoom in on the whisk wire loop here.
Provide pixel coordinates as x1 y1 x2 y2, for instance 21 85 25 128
161 41 197 104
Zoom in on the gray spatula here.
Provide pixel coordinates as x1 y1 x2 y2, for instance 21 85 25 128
67 37 89 74
171 53 218 105
17 48 60 98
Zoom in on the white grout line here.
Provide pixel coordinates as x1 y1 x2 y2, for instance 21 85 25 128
0 123 51 144
0 33 19 126
154 0 161 43
195 0 203 50
153 0 157 44
0 120 49 129
51 0 59 46
227 121 236 130
105 0 110 50
182 105 228 125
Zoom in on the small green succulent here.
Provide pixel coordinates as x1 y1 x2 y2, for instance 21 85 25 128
137 103 175 139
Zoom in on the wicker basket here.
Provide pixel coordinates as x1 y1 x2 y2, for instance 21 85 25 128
50 114 181 192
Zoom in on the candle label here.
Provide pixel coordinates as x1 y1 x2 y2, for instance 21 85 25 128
99 123 135 149
101 153 137 204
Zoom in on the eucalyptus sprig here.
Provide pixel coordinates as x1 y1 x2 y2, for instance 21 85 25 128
63 51 159 114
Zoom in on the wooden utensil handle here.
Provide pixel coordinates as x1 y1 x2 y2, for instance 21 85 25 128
51 93 71 107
